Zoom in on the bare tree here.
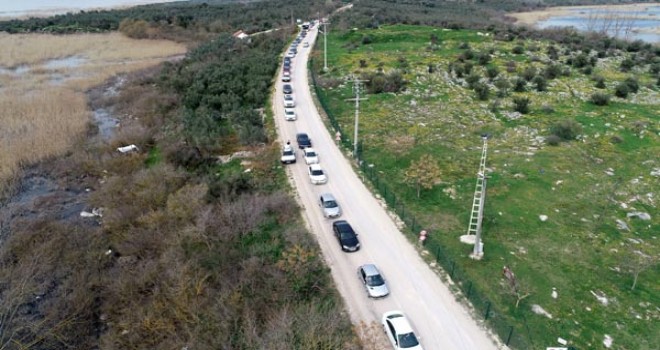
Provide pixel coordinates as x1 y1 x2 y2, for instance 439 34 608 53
621 248 658 290
501 266 531 308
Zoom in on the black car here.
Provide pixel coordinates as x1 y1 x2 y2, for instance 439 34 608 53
332 220 360 252
284 56 291 64
283 84 293 94
296 132 312 149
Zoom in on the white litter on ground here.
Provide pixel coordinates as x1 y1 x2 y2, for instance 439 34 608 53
117 144 139 153
591 290 609 306
531 304 553 319
603 334 613 348
539 214 548 222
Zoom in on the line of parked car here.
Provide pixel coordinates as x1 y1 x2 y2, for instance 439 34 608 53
278 27 423 350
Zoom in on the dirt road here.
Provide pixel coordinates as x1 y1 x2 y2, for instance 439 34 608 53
272 28 499 350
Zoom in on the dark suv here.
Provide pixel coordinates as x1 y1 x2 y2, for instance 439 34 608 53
283 84 293 94
296 132 312 149
332 220 360 252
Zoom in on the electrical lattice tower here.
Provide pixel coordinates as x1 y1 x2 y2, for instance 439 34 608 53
460 136 489 260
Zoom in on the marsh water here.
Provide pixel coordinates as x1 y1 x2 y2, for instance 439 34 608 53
538 5 660 43
0 0 187 19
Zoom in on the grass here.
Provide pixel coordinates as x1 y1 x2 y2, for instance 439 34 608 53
315 24 659 350
0 33 186 194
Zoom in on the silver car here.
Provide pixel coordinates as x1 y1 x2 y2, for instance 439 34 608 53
358 264 389 298
319 193 341 218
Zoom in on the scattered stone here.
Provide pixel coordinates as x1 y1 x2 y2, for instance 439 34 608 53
539 215 548 222
591 290 609 306
117 144 139 153
651 168 660 177
513 173 525 179
551 288 558 299
80 208 103 218
558 337 568 345
531 304 553 319
627 211 651 221
603 334 613 348
616 219 629 231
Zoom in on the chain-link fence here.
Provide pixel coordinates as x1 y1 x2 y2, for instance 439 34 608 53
309 60 580 350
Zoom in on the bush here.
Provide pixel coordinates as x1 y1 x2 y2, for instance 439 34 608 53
593 75 606 89
623 77 639 93
513 77 527 92
505 60 517 73
620 58 634 72
513 96 530 114
532 75 547 91
118 18 150 39
361 35 373 45
486 65 499 80
615 83 630 98
546 134 561 146
466 73 481 89
512 45 524 54
474 82 490 100
544 64 562 80
550 120 582 141
363 70 406 94
591 92 610 105
477 52 491 65
522 66 537 81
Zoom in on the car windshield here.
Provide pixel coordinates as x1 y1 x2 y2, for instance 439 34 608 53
340 231 355 240
285 110 294 115
398 332 420 348
323 200 337 208
366 274 384 286
283 150 294 156
306 151 316 157
311 169 324 176
284 95 292 100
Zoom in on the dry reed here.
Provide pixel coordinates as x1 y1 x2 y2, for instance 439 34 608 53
0 33 187 192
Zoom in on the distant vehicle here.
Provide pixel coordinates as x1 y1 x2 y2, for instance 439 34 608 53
382 311 423 350
296 132 311 149
302 147 319 164
303 42 309 48
284 108 296 121
280 144 296 164
283 84 293 94
319 193 341 218
284 56 291 64
283 94 295 107
281 73 291 82
302 21 310 30
308 164 327 185
332 220 360 252
286 51 295 58
358 264 389 298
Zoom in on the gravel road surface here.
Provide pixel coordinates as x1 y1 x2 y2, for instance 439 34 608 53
272 26 499 350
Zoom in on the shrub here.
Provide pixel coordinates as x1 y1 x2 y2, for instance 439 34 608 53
615 83 630 98
650 63 660 76
591 92 610 105
477 52 491 65
593 75 606 89
464 62 474 74
474 82 490 100
361 35 373 45
459 42 470 49
461 49 475 60
494 77 511 97
512 45 524 54
623 77 639 93
359 59 368 68
505 60 517 73
620 58 634 72
550 120 582 140
532 75 547 91
546 134 561 146
466 73 481 89
513 77 527 92
486 65 499 80
118 18 150 39
547 45 559 60
581 66 593 75
522 66 537 81
541 104 555 114
572 53 589 68
363 70 406 94
544 64 562 79
513 97 530 114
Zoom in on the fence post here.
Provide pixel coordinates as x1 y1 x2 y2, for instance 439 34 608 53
506 326 514 345
484 302 491 320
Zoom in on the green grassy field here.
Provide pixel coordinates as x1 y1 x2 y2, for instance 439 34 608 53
313 25 659 349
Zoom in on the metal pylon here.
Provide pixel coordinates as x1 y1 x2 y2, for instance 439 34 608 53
460 136 488 260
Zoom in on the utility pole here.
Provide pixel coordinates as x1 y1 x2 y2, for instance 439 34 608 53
319 19 330 71
460 135 489 260
345 75 368 159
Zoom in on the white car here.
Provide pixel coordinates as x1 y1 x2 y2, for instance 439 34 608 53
280 144 296 164
282 72 291 82
382 311 423 350
284 108 297 121
303 42 309 48
303 147 319 164
283 94 295 108
307 164 327 184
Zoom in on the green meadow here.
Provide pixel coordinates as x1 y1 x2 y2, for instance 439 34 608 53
313 25 659 349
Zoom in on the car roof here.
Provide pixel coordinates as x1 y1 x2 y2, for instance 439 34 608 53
320 193 335 201
333 220 353 230
304 147 316 153
384 311 414 334
309 163 322 170
361 264 380 276
296 132 309 138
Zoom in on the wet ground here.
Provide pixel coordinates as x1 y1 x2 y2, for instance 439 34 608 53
0 76 124 244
